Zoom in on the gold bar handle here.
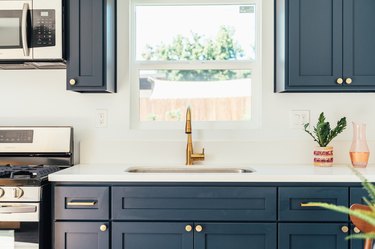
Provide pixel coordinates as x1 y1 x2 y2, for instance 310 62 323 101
67 201 97 206
300 203 320 207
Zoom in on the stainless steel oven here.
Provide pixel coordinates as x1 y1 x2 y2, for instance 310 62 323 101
0 127 74 249
0 0 62 61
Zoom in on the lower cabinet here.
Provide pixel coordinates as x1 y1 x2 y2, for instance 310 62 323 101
53 184 369 249
55 222 109 249
279 223 349 249
112 222 276 249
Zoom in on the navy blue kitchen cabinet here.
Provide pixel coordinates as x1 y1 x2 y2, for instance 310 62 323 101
66 0 116 93
279 223 349 249
350 187 368 249
112 222 276 249
55 222 109 249
112 186 276 221
112 222 194 249
194 223 276 249
53 184 369 249
275 0 375 92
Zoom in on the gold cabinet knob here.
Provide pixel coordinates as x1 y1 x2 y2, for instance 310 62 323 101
100 225 107 232
69 79 76 85
185 225 193 232
341 226 349 233
336 78 344 85
345 78 353 84
195 225 203 233
353 227 361 234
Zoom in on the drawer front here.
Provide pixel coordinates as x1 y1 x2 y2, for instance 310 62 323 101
55 186 109 220
279 187 348 221
112 187 276 221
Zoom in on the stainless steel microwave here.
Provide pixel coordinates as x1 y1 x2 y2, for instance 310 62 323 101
0 0 62 61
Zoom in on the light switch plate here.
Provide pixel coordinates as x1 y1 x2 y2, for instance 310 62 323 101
290 110 310 129
96 109 108 128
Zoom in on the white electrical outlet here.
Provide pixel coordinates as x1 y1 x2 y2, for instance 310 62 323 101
96 109 108 128
290 110 310 129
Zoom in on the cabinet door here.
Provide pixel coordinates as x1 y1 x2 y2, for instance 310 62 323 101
279 223 348 249
287 0 343 90
350 188 368 249
66 0 115 93
55 222 109 249
194 223 276 249
343 0 375 89
112 222 193 249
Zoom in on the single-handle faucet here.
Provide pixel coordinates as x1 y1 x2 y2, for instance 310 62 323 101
185 107 205 165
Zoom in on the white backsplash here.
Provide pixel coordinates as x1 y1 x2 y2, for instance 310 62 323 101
0 0 374 166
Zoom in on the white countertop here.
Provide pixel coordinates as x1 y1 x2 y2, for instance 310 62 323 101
48 164 375 182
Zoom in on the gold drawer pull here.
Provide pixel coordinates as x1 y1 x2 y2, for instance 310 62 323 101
67 201 97 206
300 203 320 207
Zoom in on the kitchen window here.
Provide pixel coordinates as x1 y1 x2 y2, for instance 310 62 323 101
129 0 262 129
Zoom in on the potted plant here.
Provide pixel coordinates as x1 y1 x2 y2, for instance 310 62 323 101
304 112 347 167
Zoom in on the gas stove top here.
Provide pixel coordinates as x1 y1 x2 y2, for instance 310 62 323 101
0 127 74 186
0 165 62 186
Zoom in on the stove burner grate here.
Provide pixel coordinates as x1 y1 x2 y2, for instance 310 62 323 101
0 165 60 179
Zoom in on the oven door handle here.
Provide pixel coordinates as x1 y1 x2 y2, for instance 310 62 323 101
0 205 37 214
21 3 30 56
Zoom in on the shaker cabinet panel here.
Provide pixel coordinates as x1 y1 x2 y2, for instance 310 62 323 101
112 186 277 221
279 223 349 249
194 223 276 249
112 222 193 249
343 0 375 87
279 187 348 221
55 222 109 249
66 0 116 93
276 0 375 92
288 0 343 88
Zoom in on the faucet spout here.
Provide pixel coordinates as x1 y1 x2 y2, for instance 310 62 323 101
185 107 205 165
185 106 192 134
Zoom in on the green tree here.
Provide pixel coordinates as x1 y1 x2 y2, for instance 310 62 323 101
142 26 251 81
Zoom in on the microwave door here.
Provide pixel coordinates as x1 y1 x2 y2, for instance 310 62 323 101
0 0 32 60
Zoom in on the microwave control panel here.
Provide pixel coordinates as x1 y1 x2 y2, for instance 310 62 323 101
32 10 56 47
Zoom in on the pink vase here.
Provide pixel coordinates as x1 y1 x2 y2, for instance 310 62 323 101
350 122 370 168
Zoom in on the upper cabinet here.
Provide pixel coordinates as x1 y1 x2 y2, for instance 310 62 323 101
275 0 375 92
65 0 116 93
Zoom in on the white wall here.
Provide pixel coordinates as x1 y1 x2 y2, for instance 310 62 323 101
0 0 374 166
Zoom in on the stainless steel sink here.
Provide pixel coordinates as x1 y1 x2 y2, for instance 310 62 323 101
126 167 254 174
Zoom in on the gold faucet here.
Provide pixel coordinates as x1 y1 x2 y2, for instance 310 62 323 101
185 107 205 165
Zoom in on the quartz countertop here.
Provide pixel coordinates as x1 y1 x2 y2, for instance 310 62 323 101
48 164 375 182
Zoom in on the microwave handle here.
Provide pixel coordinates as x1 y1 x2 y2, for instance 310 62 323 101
21 3 29 56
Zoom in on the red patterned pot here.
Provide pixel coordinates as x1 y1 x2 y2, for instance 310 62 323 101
313 146 333 167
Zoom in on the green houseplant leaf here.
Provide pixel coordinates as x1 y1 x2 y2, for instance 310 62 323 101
304 112 347 147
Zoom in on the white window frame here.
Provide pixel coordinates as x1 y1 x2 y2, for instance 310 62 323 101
128 0 262 130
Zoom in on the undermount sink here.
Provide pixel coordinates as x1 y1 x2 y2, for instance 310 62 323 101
126 167 254 174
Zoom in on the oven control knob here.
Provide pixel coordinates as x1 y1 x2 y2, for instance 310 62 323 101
14 187 24 199
0 188 4 198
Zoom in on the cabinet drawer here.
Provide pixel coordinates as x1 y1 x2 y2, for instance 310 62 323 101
279 187 348 221
55 186 109 220
112 187 276 221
